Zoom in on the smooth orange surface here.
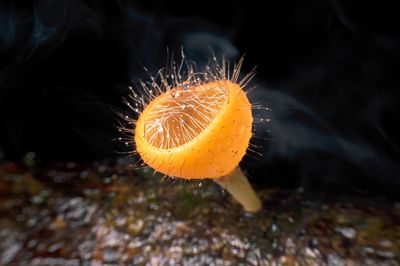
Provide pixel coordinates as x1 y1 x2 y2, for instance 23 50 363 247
134 80 252 179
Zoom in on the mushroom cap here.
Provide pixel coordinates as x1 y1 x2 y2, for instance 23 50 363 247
135 80 252 179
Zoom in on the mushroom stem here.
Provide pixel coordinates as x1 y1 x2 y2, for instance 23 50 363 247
214 167 262 212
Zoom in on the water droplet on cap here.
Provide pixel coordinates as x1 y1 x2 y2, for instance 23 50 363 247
171 90 182 98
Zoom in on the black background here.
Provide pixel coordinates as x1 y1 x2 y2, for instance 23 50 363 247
1 0 399 198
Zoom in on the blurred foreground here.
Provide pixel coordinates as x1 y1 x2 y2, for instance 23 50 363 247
0 160 399 265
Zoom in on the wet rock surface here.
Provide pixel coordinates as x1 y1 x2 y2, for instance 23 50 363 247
0 160 399 265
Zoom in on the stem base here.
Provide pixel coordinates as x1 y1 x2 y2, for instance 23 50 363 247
215 168 262 212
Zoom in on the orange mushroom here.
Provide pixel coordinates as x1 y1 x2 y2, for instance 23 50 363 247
123 56 263 212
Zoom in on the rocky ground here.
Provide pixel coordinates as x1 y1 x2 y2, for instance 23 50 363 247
0 159 399 265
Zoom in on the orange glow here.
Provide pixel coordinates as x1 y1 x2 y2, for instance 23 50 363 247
134 79 252 179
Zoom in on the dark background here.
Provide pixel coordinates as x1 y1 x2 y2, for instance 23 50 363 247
1 1 399 198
